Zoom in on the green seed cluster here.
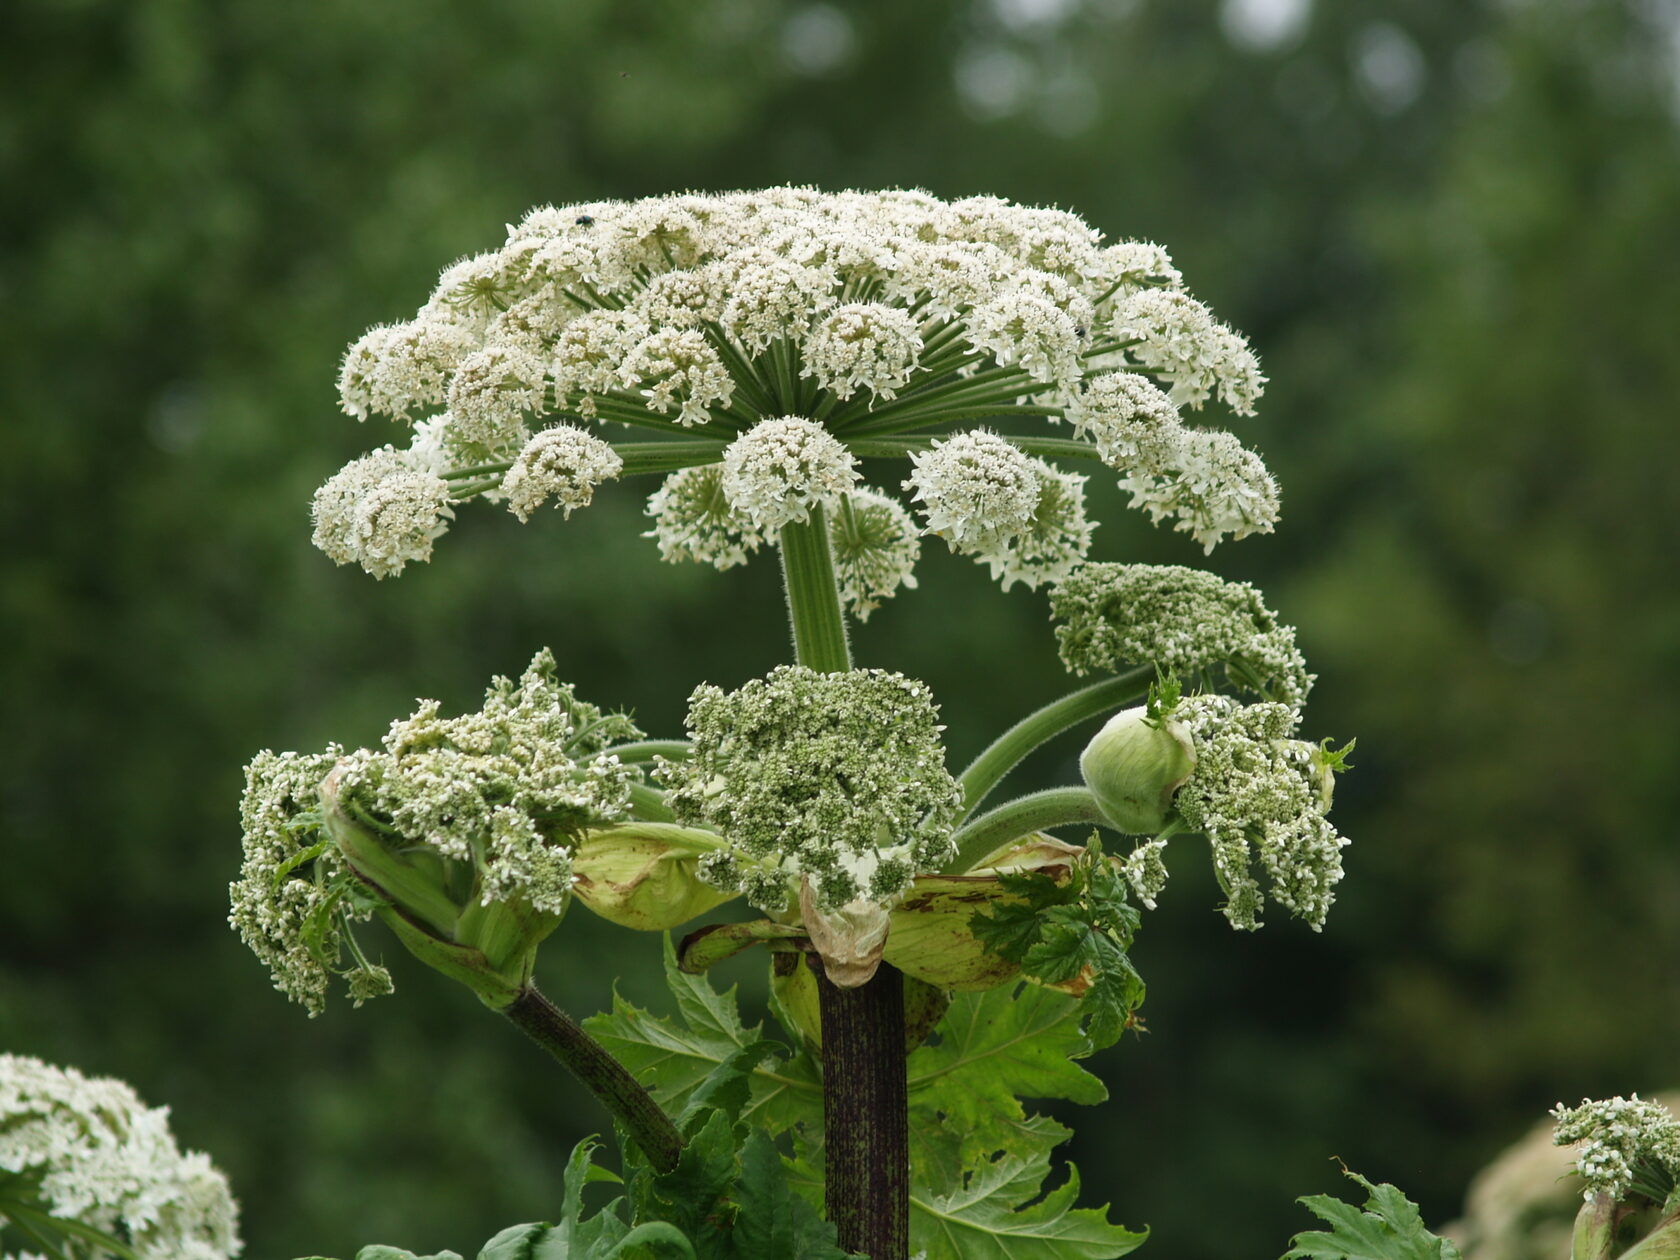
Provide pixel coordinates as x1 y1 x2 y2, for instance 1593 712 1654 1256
662 666 962 912
1051 562 1312 707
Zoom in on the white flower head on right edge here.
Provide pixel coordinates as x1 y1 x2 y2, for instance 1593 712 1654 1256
1553 1095 1680 1204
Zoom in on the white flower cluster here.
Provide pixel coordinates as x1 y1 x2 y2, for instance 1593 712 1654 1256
501 425 624 522
905 430 1093 590
0 1055 242 1260
231 652 638 1012
1553 1095 1680 1204
320 187 1273 589
311 447 454 579
333 650 638 914
643 464 763 569
1119 429 1279 555
1169 695 1348 931
1050 562 1313 707
661 666 963 913
829 488 920 620
229 746 388 1016
719 416 858 531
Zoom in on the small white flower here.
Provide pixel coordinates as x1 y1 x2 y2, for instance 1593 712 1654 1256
337 316 474 422
432 248 531 322
501 425 624 522
0 1055 243 1260
445 343 548 452
905 430 1040 554
618 328 736 426
829 488 921 620
1554 1095 1680 1203
551 309 652 406
718 251 834 352
644 464 766 570
1112 289 1265 413
638 264 729 327
980 458 1094 592
720 417 859 531
1095 240 1183 296
803 303 923 400
664 666 962 913
1121 429 1280 554
311 449 455 578
1171 695 1348 931
881 240 1010 318
1051 562 1313 707
966 287 1083 388
1063 371 1185 472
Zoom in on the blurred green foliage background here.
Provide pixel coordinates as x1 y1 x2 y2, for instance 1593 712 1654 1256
3 0 1678 1255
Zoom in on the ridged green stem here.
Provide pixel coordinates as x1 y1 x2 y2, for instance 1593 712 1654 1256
942 786 1112 874
611 739 693 763
779 507 852 674
957 668 1152 816
626 780 676 823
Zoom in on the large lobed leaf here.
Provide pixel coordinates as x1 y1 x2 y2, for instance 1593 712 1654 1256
582 938 823 1136
910 1131 1147 1260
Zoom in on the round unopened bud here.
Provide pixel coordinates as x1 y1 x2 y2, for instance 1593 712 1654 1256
1079 706 1194 835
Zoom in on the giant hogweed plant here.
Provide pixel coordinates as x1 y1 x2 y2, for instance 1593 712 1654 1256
223 186 1355 1260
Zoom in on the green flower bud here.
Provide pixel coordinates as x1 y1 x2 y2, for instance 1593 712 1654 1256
1079 705 1194 834
570 823 735 930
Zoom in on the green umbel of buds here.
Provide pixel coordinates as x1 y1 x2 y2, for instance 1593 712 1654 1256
231 650 648 1014
1078 704 1194 835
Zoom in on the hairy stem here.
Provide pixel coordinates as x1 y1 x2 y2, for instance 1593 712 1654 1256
612 440 729 476
941 786 1113 874
958 668 1152 816
779 507 852 674
626 780 676 822
815 958 910 1260
502 985 684 1174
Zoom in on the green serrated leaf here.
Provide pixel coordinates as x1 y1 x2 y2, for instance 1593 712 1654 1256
601 1222 698 1260
636 1108 740 1253
354 1248 463 1260
583 938 822 1134
970 895 1051 963
479 1223 552 1260
971 851 1146 1050
681 1041 783 1128
1281 1170 1463 1260
910 1141 1146 1260
727 1130 848 1260
907 983 1106 1167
